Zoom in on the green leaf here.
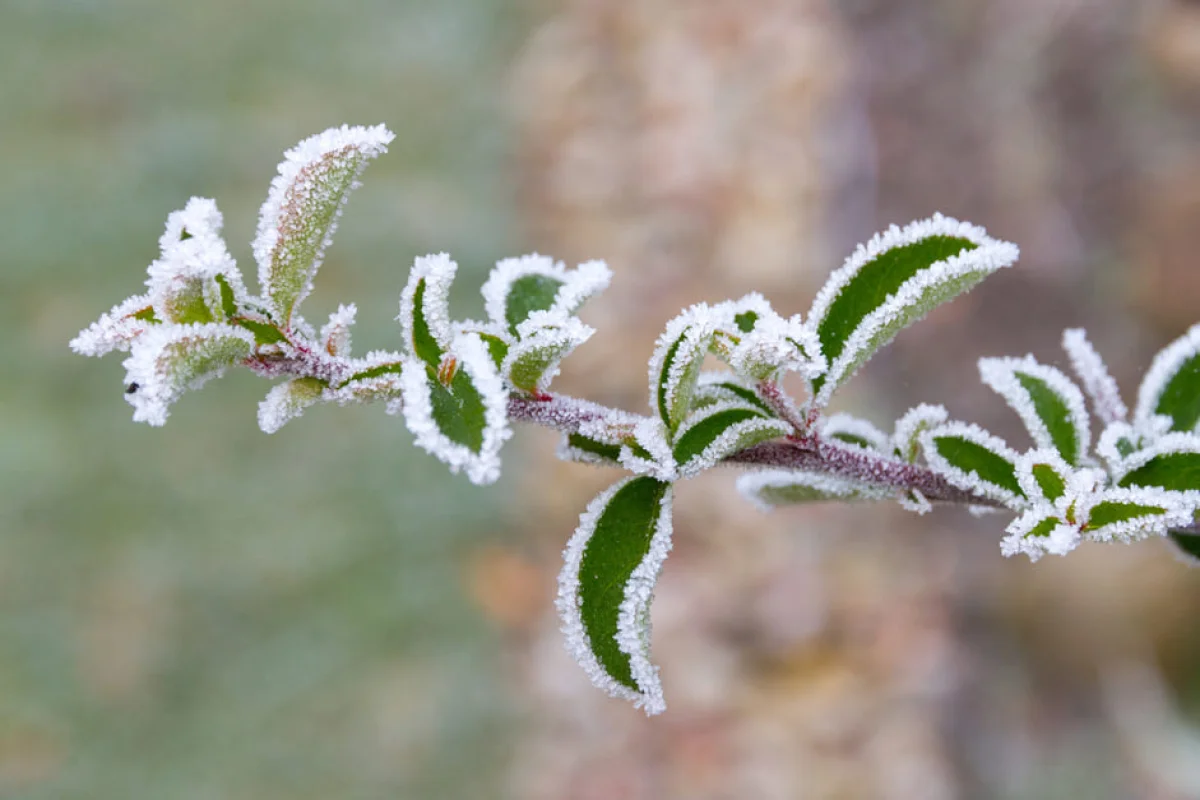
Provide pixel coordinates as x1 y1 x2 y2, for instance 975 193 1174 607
1167 531 1200 563
650 309 717 433
1137 325 1200 433
562 432 623 465
410 278 444 369
737 470 892 509
1031 463 1066 502
340 361 403 386
254 126 392 326
1025 517 1061 538
505 274 564 336
428 365 486 453
1087 501 1168 530
214 273 239 319
232 318 287 346
1119 450 1200 493
980 357 1089 465
921 423 1025 506
558 477 673 714
478 333 509 371
807 215 1017 406
672 406 789 477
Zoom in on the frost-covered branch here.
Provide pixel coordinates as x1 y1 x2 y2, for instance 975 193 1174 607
72 125 1200 718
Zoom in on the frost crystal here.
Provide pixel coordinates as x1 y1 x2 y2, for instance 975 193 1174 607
1014 448 1073 505
70 294 156 357
618 417 678 481
648 304 722 430
258 378 325 434
398 332 511 485
398 252 457 359
736 469 892 512
1062 328 1128 424
320 303 357 356
820 413 892 453
615 487 673 716
1135 323 1200 432
727 310 825 382
897 490 933 515
672 400 791 478
145 197 244 325
1078 486 1194 544
121 323 255 426
1001 509 1078 561
892 403 949 463
503 311 594 394
480 254 611 331
807 213 1019 407
254 124 394 325
978 355 1090 465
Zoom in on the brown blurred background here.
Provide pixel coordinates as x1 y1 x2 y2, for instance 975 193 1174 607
4 0 1200 797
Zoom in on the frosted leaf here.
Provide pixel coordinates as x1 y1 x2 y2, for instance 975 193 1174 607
648 304 722 433
672 400 790 479
807 213 1019 407
480 254 611 335
555 477 674 715
1078 486 1194 544
727 310 825 382
618 417 678 482
398 252 457 369
253 124 394 327
1001 508 1077 562
892 403 949 463
1135 323 1200 434
121 323 255 426
398 331 511 485
920 421 1026 508
1062 328 1128 425
1014 448 1073 505
320 303 357 356
691 372 775 416
737 469 892 512
503 311 594 394
897 490 933 515
323 350 405 407
820 413 891 453
146 198 245 326
1096 416 1174 472
556 411 642 467
258 377 325 433
713 292 775 335
978 355 1091 466
1115 432 1200 499
70 294 157 357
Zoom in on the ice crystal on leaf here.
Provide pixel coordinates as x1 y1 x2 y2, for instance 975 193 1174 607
70 294 157 357
737 469 893 511
122 323 254 426
1062 328 1128 425
892 403 949 463
320 303 357 357
921 421 1026 508
820 413 892 453
1135 323 1200 435
672 400 790 479
480 254 611 336
648 304 722 434
258 377 326 434
979 355 1091 466
502 311 594 395
254 124 393 328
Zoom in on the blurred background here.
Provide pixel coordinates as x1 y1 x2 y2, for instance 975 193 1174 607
3 0 1200 797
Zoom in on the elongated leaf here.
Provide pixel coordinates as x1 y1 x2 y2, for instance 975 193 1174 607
319 303 357 356
556 477 674 715
807 214 1018 406
920 422 1026 507
737 470 892 511
121 323 255 426
481 254 611 335
253 125 393 327
649 305 722 433
399 253 457 369
1080 487 1194 543
558 432 624 466
725 308 825 382
672 403 790 478
70 294 158 357
691 373 774 415
1117 435 1200 497
399 332 511 485
979 356 1090 466
1135 324 1200 434
1062 328 1127 425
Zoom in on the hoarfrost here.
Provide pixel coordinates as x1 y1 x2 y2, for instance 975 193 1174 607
736 469 892 512
258 378 325 434
673 400 790 478
320 303 357 356
919 420 1026 508
820 413 892 453
892 403 950 463
978 355 1090 464
70 294 156 357
1062 328 1128 424
1135 323 1200 432
398 252 457 358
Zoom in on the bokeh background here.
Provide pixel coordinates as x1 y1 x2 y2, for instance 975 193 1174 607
4 0 1200 797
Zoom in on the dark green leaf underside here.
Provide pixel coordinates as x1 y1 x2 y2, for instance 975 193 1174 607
341 362 402 386
566 433 622 464
673 408 762 465
812 235 978 395
1156 353 1200 432
1031 463 1066 501
713 382 772 414
214 274 239 319
505 274 563 336
933 436 1024 498
1168 531 1200 562
1087 501 1166 529
427 366 486 452
1120 452 1200 492
411 279 443 369
579 477 669 691
1014 372 1079 464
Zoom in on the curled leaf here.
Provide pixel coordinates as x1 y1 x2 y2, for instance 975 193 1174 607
399 253 457 369
648 304 721 433
556 476 674 715
258 377 326 433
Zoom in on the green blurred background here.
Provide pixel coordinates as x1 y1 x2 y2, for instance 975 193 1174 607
5 1 1200 798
